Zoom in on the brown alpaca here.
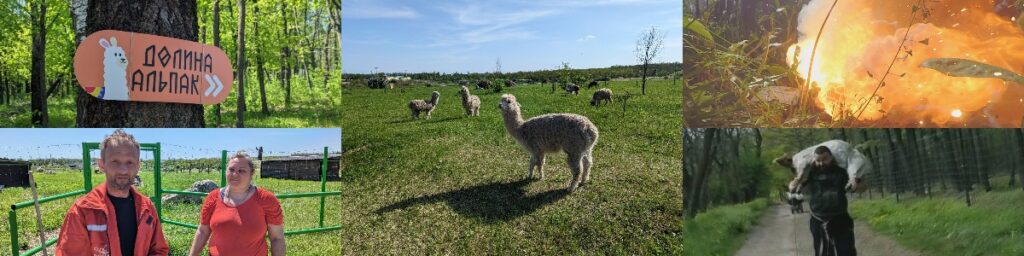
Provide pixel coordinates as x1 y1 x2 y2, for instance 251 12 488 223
459 86 481 116
499 94 599 192
408 91 440 119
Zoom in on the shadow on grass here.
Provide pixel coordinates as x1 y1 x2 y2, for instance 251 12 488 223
375 179 569 223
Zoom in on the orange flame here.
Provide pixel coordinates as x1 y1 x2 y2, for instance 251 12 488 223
787 0 1024 127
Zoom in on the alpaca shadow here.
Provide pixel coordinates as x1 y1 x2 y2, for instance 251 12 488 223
375 179 569 223
421 116 460 124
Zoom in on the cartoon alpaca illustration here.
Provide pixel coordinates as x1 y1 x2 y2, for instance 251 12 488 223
98 37 130 101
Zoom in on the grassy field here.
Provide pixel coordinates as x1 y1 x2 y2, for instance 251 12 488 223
681 198 771 256
0 169 342 255
850 186 1024 256
340 79 683 254
0 75 341 128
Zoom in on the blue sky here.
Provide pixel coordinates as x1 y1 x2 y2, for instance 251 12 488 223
0 128 342 160
343 0 682 74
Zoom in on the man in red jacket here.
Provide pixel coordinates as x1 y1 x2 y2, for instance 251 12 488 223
56 129 169 256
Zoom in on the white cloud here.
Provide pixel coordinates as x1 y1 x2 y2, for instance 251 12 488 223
577 35 597 42
427 3 558 46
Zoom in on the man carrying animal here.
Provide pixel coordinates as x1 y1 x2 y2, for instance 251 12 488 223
796 145 866 256
776 140 870 256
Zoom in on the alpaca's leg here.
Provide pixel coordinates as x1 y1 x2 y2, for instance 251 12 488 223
426 108 433 119
411 109 418 119
566 152 583 192
528 152 544 179
581 151 593 185
536 154 546 179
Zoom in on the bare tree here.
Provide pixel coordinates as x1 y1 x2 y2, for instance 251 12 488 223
634 26 665 95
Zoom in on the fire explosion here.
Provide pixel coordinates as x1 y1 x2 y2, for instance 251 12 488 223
787 0 1024 127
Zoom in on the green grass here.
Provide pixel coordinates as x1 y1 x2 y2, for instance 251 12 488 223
681 198 771 256
0 74 341 128
341 80 683 254
850 189 1024 256
1 170 341 255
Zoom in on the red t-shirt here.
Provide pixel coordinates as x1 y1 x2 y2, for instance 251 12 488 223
200 187 284 256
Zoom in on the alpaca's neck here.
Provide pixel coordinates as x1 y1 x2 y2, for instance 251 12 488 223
460 93 469 104
429 95 439 105
502 107 524 135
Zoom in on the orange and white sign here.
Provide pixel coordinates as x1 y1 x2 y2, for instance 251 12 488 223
73 30 232 104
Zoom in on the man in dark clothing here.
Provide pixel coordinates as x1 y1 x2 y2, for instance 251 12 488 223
800 146 862 256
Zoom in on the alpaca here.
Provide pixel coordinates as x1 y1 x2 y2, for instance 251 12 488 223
459 86 480 116
499 94 599 192
565 84 580 95
99 37 129 101
774 140 871 193
590 88 612 106
408 91 440 119
587 80 599 88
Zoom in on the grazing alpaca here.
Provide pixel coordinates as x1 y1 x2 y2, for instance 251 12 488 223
499 94 599 192
408 91 441 119
459 86 480 116
587 80 599 88
590 88 612 106
565 84 580 95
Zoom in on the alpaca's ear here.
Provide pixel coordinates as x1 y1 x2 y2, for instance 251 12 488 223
99 38 110 49
110 37 117 47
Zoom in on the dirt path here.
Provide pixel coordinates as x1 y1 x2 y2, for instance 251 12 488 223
735 204 923 256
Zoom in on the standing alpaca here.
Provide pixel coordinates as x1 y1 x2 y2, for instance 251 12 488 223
458 86 480 116
499 94 599 192
408 91 441 119
590 88 612 106
99 37 130 101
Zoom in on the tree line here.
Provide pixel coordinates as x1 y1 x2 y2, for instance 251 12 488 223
683 128 1024 217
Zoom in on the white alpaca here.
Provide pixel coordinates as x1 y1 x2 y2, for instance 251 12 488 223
99 37 129 101
499 94 600 192
778 140 872 192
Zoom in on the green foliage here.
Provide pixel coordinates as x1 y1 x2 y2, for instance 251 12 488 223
683 16 713 41
0 0 342 128
341 79 682 254
682 198 771 256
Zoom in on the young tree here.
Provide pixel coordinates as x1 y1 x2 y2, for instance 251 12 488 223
30 0 49 126
77 0 203 127
235 0 247 128
255 3 269 115
212 0 223 125
634 26 665 95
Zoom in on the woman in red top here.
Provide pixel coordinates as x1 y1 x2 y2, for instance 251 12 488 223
189 151 286 256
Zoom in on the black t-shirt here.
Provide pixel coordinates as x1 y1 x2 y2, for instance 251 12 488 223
107 193 137 255
804 162 849 217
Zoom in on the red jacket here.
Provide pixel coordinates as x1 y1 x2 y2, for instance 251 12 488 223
56 183 169 256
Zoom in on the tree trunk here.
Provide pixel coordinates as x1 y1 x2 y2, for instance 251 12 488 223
77 0 203 127
640 63 648 95
31 0 49 127
212 0 222 126
255 5 269 115
235 0 247 128
686 128 717 218
281 3 292 108
971 129 992 191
